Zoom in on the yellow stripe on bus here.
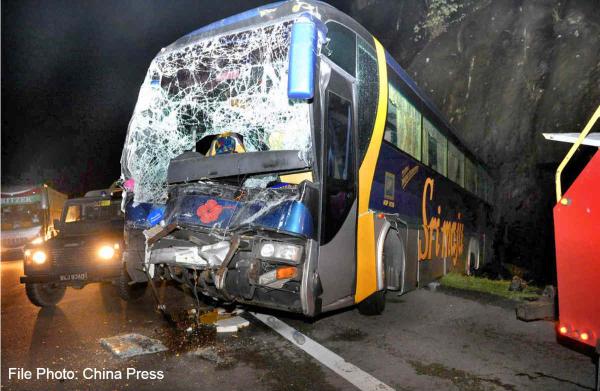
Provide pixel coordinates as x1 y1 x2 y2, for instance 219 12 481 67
355 39 388 303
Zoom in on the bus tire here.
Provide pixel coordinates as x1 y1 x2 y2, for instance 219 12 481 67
25 283 66 307
358 290 386 316
118 264 147 301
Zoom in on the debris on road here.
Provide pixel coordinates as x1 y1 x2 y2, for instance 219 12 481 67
199 309 219 325
516 299 555 321
154 305 251 354
168 306 248 331
216 316 250 333
187 346 235 366
100 333 167 358
516 286 556 322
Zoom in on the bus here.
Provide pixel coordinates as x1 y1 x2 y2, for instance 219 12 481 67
1 184 67 257
119 0 493 316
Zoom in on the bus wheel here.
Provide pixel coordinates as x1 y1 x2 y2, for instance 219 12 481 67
25 283 66 307
358 291 386 316
118 264 147 301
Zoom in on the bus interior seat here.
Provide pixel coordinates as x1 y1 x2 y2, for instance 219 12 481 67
206 132 246 156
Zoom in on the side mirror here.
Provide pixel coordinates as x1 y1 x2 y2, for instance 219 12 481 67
53 219 62 231
40 194 49 210
287 17 318 100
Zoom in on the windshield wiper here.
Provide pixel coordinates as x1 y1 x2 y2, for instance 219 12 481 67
167 150 309 184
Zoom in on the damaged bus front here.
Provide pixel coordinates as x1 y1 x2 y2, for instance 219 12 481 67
121 1 492 318
121 2 327 315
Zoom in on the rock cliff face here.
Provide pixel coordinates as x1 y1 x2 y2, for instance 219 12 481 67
341 0 600 281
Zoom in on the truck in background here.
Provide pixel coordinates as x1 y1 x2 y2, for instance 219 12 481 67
1 184 67 257
544 105 600 391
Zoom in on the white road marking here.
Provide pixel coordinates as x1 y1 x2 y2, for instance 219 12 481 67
250 312 395 391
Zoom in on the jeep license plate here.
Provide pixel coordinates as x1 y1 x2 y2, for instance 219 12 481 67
59 273 88 281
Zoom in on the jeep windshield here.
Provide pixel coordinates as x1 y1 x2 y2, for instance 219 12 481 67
62 200 123 225
121 20 313 204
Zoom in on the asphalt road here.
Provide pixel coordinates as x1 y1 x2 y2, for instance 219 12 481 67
1 258 596 391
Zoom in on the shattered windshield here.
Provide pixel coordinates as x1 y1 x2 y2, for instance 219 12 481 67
122 20 312 204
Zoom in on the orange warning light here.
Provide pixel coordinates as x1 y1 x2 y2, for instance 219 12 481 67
559 326 568 335
276 266 297 280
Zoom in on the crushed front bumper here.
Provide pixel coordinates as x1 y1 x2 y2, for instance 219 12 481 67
145 227 322 316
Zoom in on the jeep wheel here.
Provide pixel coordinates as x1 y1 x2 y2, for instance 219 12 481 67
118 264 147 301
357 290 386 316
25 283 66 307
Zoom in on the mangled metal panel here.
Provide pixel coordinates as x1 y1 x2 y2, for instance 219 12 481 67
100 333 167 358
166 150 308 184
162 181 317 238
121 19 313 204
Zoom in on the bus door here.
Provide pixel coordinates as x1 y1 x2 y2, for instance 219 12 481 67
317 65 358 308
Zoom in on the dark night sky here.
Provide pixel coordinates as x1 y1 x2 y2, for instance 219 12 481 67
1 0 348 195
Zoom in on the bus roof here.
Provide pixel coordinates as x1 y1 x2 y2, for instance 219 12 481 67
183 1 287 39
162 1 373 55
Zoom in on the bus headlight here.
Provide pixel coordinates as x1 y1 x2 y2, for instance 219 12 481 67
98 245 115 260
32 250 47 265
260 243 275 258
259 242 302 263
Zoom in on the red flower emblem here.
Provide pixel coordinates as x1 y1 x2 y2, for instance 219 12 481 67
196 199 223 224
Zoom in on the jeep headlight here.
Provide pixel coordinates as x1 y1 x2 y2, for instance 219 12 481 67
98 245 115 260
259 242 302 263
32 250 47 265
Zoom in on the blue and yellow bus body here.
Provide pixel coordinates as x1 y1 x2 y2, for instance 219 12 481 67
305 2 493 312
354 47 494 306
120 0 493 316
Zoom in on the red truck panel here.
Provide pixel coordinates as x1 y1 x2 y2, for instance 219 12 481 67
554 150 600 349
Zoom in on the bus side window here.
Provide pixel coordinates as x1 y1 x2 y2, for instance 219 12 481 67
356 37 378 160
465 158 477 194
322 92 355 244
447 142 465 187
324 22 356 76
422 118 447 176
384 71 422 160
